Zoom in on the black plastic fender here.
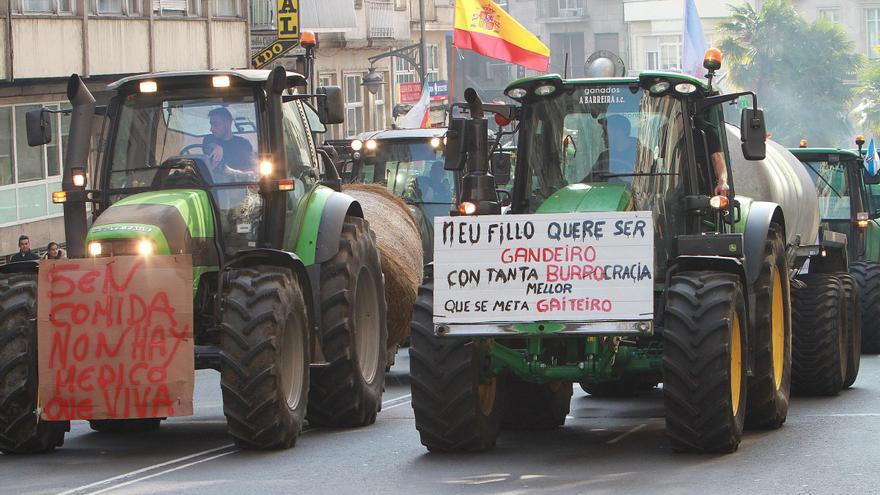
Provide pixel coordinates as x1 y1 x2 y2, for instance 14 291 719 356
742 201 785 286
0 260 39 275
314 192 364 265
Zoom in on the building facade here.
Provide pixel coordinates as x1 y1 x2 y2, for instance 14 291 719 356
790 0 880 59
0 0 250 256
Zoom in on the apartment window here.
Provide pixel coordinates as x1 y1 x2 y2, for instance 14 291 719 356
867 8 880 58
395 57 418 85
641 35 681 71
0 103 70 225
319 74 341 140
372 89 387 131
250 0 275 28
646 51 659 71
394 0 405 10
94 0 140 15
818 8 840 24
213 0 239 17
557 0 583 17
426 44 440 82
18 0 74 13
153 0 200 16
345 74 365 138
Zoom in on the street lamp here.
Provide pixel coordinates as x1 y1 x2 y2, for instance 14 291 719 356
363 68 385 95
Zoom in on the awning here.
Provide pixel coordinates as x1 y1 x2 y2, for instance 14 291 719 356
300 0 357 33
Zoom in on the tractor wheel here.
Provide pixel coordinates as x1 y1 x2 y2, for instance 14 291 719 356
663 272 747 453
0 273 68 454
308 216 387 427
220 266 310 449
791 273 847 396
579 376 657 397
850 261 880 353
410 281 501 451
745 224 792 430
838 274 861 388
501 376 571 431
89 419 162 433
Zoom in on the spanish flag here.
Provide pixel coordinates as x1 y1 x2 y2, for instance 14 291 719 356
454 0 550 72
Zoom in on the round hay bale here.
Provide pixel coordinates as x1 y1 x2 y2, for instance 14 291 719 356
342 184 424 353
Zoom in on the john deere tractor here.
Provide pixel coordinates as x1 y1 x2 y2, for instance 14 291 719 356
410 52 840 453
791 140 880 361
0 68 388 453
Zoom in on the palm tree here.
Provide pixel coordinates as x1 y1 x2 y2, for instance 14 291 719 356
718 0 861 147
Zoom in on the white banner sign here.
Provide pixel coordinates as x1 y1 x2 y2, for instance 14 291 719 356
433 212 655 324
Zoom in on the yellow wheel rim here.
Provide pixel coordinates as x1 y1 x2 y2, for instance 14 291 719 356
730 314 743 416
477 378 496 416
771 269 785 390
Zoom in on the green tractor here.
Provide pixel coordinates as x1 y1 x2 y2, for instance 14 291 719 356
410 54 841 453
0 68 388 453
791 142 880 356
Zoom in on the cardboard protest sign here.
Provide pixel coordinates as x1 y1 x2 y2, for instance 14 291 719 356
37 256 195 421
433 212 654 324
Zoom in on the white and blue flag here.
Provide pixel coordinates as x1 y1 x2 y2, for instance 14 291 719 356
866 139 880 176
682 0 708 78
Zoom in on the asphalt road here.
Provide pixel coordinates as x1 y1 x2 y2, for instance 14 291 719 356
4 353 880 495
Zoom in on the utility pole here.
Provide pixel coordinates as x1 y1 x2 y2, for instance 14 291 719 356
418 0 427 84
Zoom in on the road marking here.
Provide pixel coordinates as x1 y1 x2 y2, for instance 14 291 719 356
607 423 646 444
60 392 412 495
799 413 880 417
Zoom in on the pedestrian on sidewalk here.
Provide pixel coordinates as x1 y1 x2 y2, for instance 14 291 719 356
11 235 40 262
44 242 65 260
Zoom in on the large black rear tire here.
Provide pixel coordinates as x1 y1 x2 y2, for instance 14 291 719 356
220 267 310 449
308 216 388 427
410 281 502 451
850 261 880 353
0 273 68 454
838 274 861 388
663 272 747 453
791 273 847 396
745 224 792 430
501 376 571 431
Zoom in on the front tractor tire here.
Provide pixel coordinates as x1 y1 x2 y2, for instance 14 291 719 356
663 272 748 453
307 216 388 427
220 267 310 449
850 261 880 353
410 281 502 452
0 273 68 454
838 274 861 388
791 274 847 396
745 224 792 430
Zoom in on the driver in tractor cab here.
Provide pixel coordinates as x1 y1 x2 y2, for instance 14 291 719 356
413 161 452 202
693 114 730 197
203 107 257 182
593 114 645 178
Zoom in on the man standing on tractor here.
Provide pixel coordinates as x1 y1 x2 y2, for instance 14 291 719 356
10 235 39 262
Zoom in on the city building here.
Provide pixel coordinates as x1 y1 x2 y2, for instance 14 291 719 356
790 0 880 59
0 0 250 256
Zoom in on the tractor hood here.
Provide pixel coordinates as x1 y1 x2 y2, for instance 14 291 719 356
86 189 218 266
536 183 633 213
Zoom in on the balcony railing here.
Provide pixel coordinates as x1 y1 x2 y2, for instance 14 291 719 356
538 2 586 20
367 0 394 39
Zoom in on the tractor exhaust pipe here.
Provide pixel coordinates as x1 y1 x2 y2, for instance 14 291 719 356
458 89 500 215
63 74 95 259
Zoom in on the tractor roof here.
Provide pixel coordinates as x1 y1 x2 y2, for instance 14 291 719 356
789 148 863 161
504 71 708 94
108 69 308 90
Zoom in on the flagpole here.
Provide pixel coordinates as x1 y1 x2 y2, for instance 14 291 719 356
448 45 457 124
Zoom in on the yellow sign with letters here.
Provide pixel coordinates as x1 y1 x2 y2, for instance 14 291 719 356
277 0 299 40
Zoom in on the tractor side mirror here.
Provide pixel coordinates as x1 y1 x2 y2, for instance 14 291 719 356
317 86 344 125
444 118 466 171
26 109 52 147
491 153 512 185
741 108 766 160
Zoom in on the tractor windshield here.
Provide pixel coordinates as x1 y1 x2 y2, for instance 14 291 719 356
356 140 454 206
106 88 260 189
804 160 851 220
519 84 686 205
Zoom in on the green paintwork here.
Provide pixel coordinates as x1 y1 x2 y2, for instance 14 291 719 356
866 221 880 262
86 223 171 255
733 195 755 234
291 185 335 266
192 265 219 296
112 189 215 238
536 183 633 213
789 148 862 160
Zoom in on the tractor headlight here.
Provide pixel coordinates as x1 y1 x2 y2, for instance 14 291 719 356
351 139 363 151
709 195 729 210
88 242 102 256
365 139 378 151
137 239 154 256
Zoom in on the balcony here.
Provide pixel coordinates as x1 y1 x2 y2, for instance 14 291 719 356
367 0 394 39
537 2 588 22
